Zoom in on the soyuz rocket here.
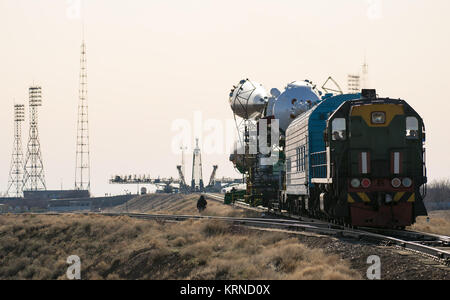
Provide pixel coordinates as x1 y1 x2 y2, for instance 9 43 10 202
229 79 322 172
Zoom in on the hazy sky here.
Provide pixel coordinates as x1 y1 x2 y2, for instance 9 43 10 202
0 0 449 196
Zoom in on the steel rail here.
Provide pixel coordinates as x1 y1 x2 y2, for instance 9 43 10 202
204 193 450 264
97 211 450 264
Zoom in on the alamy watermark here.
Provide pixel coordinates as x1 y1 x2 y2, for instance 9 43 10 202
367 255 381 280
366 0 383 20
66 0 81 20
67 255 81 280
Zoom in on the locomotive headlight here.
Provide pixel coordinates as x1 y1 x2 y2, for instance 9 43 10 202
351 178 361 188
391 178 402 188
371 112 386 124
361 178 371 188
402 178 413 188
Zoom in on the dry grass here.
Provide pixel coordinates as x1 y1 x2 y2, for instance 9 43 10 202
0 214 361 280
409 210 450 236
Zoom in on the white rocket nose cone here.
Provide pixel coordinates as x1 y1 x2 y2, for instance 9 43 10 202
229 79 268 120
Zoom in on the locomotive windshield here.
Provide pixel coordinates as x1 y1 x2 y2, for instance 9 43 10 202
406 116 419 139
332 118 346 141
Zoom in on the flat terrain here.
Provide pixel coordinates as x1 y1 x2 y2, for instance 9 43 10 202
0 195 449 280
104 193 258 217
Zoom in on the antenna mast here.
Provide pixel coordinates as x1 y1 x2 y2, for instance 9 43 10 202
75 38 90 191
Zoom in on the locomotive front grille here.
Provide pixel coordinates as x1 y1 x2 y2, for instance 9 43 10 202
347 192 415 204
371 160 389 177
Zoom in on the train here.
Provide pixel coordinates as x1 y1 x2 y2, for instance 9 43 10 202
228 79 428 228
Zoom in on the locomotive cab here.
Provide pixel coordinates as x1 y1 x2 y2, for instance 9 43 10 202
326 89 428 228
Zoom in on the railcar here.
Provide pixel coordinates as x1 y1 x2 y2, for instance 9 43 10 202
282 89 428 227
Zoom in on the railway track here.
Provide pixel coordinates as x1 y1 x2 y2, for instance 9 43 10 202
22 196 450 266
204 193 450 265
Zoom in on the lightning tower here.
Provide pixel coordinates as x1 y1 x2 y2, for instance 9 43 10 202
23 86 47 191
361 57 369 89
180 145 187 177
176 145 189 193
75 39 90 191
6 104 25 197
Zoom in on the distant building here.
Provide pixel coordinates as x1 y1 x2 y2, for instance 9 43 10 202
0 198 47 212
0 204 8 213
47 199 92 212
0 190 134 213
23 190 90 201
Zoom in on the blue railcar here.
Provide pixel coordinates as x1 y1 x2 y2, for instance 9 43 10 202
285 94 361 196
